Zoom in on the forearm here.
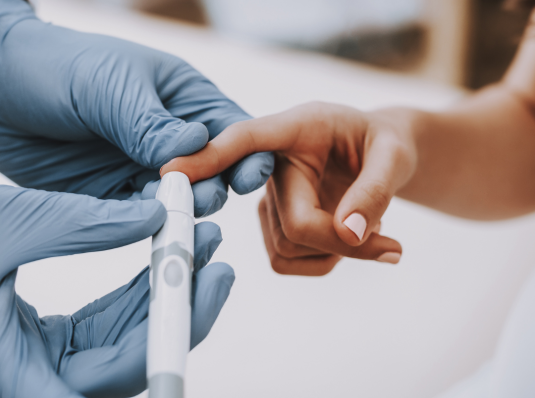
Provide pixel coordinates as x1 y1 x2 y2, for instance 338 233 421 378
392 84 535 220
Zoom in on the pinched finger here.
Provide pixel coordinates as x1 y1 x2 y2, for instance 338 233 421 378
270 156 402 262
259 201 340 276
262 180 325 259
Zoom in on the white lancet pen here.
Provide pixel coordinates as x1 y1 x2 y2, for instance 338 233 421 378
147 171 195 398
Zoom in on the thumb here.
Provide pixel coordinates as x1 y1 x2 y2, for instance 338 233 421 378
0 186 167 275
333 134 412 257
76 71 210 170
0 270 84 398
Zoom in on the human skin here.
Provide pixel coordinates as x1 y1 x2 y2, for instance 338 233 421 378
161 10 535 276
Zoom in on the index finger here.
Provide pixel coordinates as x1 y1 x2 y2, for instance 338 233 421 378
159 106 311 181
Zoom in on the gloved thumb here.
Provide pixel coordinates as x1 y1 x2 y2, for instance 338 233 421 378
74 66 210 170
0 186 167 275
333 134 409 263
123 115 210 170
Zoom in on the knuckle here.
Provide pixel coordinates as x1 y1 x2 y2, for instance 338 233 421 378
281 216 310 245
389 140 413 167
376 134 417 175
224 122 244 135
226 119 253 137
360 180 392 211
273 233 302 259
299 102 330 123
302 101 327 112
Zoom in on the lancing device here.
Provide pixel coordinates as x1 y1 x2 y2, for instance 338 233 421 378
147 171 194 398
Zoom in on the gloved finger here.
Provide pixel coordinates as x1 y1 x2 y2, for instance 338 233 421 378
192 174 228 217
9 364 83 398
141 176 228 218
0 186 166 275
57 223 225 395
193 221 223 272
68 221 222 351
0 0 37 33
68 41 213 170
0 125 152 200
69 268 151 350
0 269 17 322
0 273 83 398
226 152 274 195
140 179 161 200
191 262 235 349
127 169 161 196
61 267 235 396
63 261 233 397
94 106 209 171
61 320 149 398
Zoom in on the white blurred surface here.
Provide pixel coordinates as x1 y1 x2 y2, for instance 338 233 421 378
9 1 535 397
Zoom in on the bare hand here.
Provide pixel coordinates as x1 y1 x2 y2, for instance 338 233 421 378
161 102 417 275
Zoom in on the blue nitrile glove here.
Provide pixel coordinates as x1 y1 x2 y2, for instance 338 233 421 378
0 185 235 398
0 0 273 216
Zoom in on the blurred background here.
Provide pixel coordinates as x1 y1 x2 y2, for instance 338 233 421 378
12 0 535 397
102 0 532 89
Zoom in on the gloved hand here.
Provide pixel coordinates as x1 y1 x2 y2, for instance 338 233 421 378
0 0 273 216
0 185 235 398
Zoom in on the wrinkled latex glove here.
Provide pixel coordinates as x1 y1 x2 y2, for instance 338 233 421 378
0 0 273 216
0 185 235 398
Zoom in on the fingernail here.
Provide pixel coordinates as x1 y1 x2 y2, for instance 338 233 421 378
343 213 367 240
377 252 401 264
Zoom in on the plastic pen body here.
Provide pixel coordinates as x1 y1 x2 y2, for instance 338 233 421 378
148 172 194 398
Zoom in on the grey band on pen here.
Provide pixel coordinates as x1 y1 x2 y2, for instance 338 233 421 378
149 373 184 398
150 242 193 302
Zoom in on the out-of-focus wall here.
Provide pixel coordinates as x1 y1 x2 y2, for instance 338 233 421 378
466 0 531 88
130 0 430 71
417 0 472 86
127 0 533 88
